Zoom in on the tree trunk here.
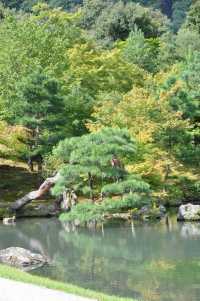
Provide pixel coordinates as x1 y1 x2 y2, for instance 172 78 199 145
88 172 94 202
61 190 71 211
10 173 60 212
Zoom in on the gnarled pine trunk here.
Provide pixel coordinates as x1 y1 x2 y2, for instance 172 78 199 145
10 173 60 212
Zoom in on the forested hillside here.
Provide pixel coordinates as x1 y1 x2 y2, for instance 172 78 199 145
1 0 192 31
0 0 199 209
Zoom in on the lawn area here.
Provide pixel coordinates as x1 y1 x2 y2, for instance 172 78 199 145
0 265 137 301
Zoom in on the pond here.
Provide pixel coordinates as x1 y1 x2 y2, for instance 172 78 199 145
0 217 200 301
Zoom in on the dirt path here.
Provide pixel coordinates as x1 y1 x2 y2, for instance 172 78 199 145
0 278 97 301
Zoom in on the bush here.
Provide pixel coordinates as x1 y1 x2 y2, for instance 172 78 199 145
60 194 150 223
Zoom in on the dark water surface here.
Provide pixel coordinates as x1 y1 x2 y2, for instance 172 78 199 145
1 217 200 301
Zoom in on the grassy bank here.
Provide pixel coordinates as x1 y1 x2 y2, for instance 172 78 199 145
0 265 137 301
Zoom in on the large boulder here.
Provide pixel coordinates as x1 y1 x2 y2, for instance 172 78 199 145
177 203 200 221
0 247 48 271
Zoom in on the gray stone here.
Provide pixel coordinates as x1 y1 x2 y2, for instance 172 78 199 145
133 205 166 220
15 203 58 218
3 216 16 225
0 201 59 220
177 203 200 221
0 247 48 271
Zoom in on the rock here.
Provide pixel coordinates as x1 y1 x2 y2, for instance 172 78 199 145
177 203 200 221
0 200 59 220
103 212 131 221
15 203 58 218
133 205 166 220
3 216 16 225
0 247 48 271
159 205 167 215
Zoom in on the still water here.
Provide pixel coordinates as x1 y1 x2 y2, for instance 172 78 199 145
1 217 200 301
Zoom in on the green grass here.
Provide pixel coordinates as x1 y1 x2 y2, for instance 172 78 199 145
0 264 137 301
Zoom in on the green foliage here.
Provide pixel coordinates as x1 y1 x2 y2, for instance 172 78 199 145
1 0 193 35
80 0 108 29
177 176 200 202
60 194 149 223
51 128 150 225
176 28 200 58
101 175 150 196
0 121 30 159
172 0 192 32
8 70 67 153
163 54 200 163
0 3 81 123
1 0 24 9
60 202 104 222
81 0 170 42
51 128 139 197
1 0 82 11
157 32 178 69
0 2 147 161
123 28 160 73
185 0 200 33
0 4 91 157
0 0 199 206
0 4 80 78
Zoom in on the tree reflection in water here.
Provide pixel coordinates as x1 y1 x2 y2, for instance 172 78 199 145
1 218 200 301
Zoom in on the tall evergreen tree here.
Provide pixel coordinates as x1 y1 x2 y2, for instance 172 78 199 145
9 70 67 154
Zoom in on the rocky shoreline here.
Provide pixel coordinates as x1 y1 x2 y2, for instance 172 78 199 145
1 201 200 224
0 200 59 220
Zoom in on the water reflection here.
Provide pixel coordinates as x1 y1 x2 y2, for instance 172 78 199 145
180 223 200 238
0 218 200 301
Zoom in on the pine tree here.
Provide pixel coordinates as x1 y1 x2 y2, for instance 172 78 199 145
51 128 150 203
10 70 66 154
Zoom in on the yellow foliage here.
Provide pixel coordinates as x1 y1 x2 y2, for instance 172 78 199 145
153 64 180 86
66 43 147 94
148 260 175 271
0 121 30 158
88 68 195 197
127 147 172 184
89 84 189 144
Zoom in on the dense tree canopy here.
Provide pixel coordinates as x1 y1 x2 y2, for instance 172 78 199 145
185 0 200 33
0 0 199 210
81 0 169 43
